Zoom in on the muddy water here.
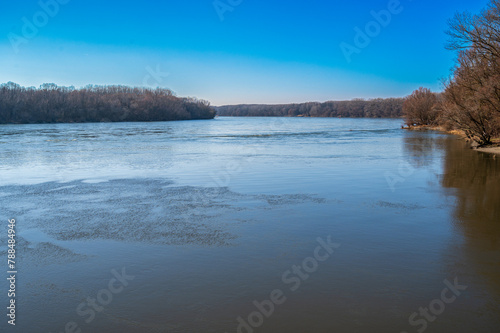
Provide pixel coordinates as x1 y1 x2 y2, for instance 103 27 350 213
0 118 499 333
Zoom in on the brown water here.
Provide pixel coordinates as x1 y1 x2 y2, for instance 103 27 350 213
0 118 499 332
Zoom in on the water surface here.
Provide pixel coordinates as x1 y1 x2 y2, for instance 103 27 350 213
0 117 499 332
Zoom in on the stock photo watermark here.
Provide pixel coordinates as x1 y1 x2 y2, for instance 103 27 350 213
213 0 243 21
49 267 134 333
8 0 71 54
143 65 170 87
226 236 340 333
401 277 467 333
340 0 406 63
6 219 17 326
385 161 416 192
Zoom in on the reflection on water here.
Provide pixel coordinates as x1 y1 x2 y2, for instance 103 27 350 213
442 139 500 244
403 131 441 168
440 138 500 307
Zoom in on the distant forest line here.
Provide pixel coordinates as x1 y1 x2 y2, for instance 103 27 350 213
215 98 404 118
0 82 216 124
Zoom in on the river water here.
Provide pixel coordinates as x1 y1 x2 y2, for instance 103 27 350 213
0 117 499 332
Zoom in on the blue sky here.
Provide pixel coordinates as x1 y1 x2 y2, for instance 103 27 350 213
0 0 490 105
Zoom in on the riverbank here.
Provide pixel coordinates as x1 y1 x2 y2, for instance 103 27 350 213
476 145 500 155
403 125 500 155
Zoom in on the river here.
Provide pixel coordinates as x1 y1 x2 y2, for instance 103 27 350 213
0 117 498 332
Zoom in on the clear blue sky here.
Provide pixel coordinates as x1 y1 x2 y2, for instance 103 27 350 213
0 0 490 105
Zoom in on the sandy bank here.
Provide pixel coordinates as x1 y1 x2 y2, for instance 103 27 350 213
476 146 500 155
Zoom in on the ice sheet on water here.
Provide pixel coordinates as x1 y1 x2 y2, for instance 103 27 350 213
2 179 330 246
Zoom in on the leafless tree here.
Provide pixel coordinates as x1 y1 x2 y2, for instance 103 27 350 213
403 87 439 127
443 0 500 145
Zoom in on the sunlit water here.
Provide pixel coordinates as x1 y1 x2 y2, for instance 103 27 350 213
0 117 499 333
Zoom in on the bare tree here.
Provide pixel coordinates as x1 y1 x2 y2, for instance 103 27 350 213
403 87 439 127
443 0 500 145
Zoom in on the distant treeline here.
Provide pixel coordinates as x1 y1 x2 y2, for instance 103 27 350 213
0 82 216 124
216 98 404 118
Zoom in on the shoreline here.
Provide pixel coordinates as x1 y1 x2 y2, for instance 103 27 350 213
476 146 500 155
403 125 500 155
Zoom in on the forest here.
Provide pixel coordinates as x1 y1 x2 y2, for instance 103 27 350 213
0 82 216 124
403 0 500 146
216 98 404 118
